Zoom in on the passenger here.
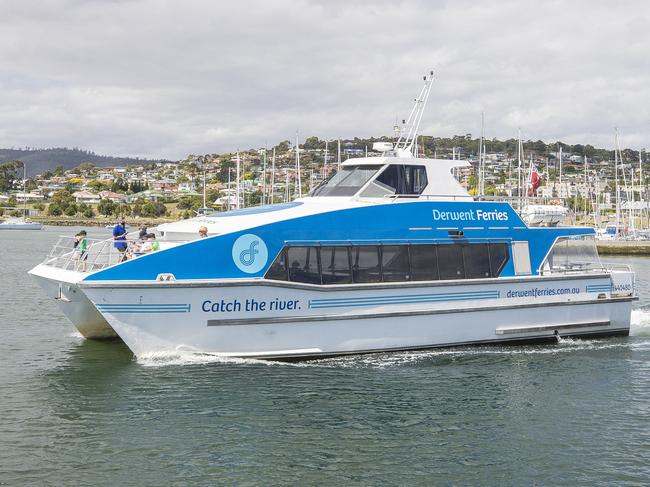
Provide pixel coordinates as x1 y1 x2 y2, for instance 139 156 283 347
138 225 148 240
141 233 160 253
74 230 89 271
113 219 128 262
198 226 208 238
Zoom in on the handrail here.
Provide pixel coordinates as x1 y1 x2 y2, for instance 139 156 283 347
42 235 172 273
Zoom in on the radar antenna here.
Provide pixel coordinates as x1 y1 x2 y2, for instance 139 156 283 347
394 70 435 157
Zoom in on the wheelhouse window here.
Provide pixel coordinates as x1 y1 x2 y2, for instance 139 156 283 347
265 242 510 284
310 165 382 197
360 164 428 198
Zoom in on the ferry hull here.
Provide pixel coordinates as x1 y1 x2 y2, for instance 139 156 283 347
29 264 117 339
80 274 634 359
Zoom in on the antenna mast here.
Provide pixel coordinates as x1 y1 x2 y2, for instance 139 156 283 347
394 71 435 157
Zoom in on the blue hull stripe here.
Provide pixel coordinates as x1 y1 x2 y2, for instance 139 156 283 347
97 303 191 314
309 291 500 309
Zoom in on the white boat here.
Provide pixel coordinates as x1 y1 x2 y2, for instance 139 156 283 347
1 162 44 230
29 73 636 358
0 217 44 230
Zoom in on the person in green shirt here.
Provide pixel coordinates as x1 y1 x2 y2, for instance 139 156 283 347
74 230 89 271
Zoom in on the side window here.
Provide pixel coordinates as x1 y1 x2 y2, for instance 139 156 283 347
321 246 352 284
381 245 410 282
437 244 465 280
463 243 491 278
265 249 288 281
410 245 439 281
287 246 320 284
374 165 399 193
488 243 509 277
404 165 428 194
351 245 381 283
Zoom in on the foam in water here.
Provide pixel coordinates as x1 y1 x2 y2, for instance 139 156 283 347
137 350 271 367
631 308 650 336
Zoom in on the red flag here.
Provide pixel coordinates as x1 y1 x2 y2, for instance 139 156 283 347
527 165 541 196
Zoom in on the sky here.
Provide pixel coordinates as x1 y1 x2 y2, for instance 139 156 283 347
0 0 649 160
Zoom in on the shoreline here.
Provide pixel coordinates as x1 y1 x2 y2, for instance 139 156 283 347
596 241 650 256
32 217 176 227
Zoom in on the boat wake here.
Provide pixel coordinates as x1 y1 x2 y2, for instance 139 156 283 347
136 350 274 368
631 308 650 336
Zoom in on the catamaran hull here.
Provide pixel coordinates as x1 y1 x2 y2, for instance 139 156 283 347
80 273 635 359
28 264 117 339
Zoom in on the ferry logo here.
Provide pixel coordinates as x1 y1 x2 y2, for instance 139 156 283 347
232 234 268 274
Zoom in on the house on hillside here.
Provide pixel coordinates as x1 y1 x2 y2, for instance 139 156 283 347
72 190 101 204
98 191 127 203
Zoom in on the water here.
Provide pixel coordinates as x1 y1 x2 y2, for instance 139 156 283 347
1 227 649 486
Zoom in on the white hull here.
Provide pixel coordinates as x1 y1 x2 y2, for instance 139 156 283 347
81 273 634 359
28 264 117 339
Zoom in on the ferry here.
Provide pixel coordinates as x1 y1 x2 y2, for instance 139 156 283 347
29 73 636 358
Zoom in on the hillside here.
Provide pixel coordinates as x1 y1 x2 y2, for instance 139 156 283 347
0 147 170 176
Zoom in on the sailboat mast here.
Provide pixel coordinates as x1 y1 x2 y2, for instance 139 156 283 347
295 130 302 198
270 147 276 205
478 113 484 199
262 148 267 206
236 151 241 210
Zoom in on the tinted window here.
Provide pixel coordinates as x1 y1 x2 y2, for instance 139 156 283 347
463 243 491 278
351 245 381 283
437 244 465 280
321 246 352 284
265 249 288 281
373 165 428 196
404 165 428 194
489 243 509 277
381 245 410 282
410 245 439 281
287 246 320 284
310 165 382 197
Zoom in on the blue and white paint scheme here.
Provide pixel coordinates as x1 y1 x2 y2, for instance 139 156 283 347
69 153 635 359
28 73 636 356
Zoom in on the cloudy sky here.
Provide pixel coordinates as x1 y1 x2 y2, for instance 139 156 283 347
1 0 648 159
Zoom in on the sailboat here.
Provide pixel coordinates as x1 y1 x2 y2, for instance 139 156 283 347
0 162 44 230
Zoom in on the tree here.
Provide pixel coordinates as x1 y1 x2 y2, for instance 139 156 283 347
74 162 96 175
50 189 74 211
54 165 65 176
64 204 78 217
87 180 107 191
110 177 128 193
47 204 63 216
0 160 23 192
83 207 95 218
97 199 116 217
33 202 46 211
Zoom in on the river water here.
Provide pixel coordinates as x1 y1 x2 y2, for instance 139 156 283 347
1 227 649 486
